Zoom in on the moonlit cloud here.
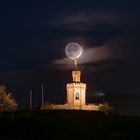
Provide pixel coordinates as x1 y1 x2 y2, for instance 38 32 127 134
53 42 121 67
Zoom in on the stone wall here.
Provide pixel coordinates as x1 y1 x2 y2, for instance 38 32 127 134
41 104 100 111
66 83 86 105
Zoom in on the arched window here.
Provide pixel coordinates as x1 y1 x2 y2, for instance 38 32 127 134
76 92 79 100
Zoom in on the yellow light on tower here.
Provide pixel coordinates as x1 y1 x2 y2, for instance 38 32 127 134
74 58 77 69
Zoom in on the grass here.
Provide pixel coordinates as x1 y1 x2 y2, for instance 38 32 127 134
0 110 140 140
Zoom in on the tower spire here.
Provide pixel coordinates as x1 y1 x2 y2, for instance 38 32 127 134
72 70 81 83
74 58 77 70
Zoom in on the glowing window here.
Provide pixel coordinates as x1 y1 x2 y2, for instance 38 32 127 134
76 92 79 100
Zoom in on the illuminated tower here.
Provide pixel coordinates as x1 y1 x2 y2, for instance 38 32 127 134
66 70 86 106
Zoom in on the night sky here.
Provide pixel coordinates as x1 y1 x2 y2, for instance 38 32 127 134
0 1 140 116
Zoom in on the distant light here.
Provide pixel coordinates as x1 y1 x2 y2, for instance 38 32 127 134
95 92 105 97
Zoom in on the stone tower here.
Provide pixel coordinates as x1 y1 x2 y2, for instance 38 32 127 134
66 70 86 106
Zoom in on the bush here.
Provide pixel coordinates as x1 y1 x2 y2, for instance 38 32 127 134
99 102 118 115
0 85 17 112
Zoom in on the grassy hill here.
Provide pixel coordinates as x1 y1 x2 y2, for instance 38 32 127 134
0 110 140 140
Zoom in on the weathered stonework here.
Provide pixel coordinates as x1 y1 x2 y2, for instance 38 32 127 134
40 70 100 111
41 104 99 111
66 83 86 105
66 70 86 106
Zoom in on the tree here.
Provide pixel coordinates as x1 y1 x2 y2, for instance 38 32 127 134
0 85 17 112
99 102 118 115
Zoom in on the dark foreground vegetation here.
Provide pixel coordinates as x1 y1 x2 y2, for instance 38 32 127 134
0 110 140 140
